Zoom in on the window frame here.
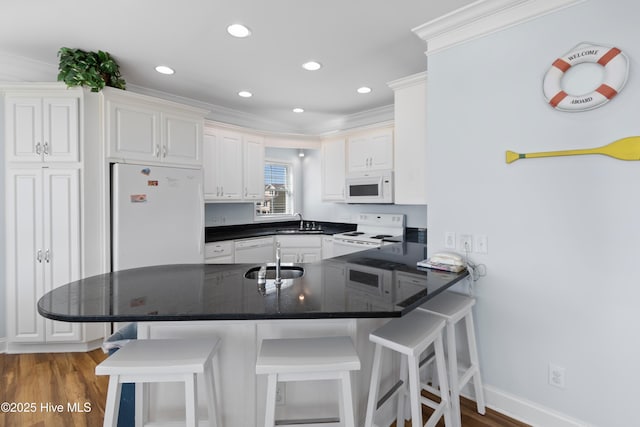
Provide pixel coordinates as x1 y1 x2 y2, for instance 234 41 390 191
253 158 296 221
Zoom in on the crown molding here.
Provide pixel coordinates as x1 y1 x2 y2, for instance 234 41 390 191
412 0 585 55
387 71 427 91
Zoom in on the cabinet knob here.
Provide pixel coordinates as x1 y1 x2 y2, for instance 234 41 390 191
162 145 167 158
43 142 49 155
155 145 161 157
36 250 43 263
44 250 50 263
35 143 42 155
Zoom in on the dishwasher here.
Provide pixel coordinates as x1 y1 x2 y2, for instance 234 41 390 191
234 236 275 263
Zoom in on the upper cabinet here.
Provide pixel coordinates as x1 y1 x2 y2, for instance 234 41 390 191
104 88 205 167
388 72 427 205
347 127 393 173
5 95 79 164
203 125 264 202
320 136 346 201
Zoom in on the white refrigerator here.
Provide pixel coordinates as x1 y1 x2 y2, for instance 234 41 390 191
111 163 204 271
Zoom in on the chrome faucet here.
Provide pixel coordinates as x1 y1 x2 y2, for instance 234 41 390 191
294 212 304 230
274 242 282 285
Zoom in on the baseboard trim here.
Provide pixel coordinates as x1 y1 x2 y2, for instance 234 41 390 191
0 338 6 354
475 385 593 427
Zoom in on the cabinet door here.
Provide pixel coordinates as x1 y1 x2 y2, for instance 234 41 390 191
369 129 393 170
203 133 219 198
243 134 265 200
107 99 161 161
216 131 244 200
5 97 43 162
321 138 346 201
43 97 79 163
43 169 81 341
347 135 370 173
279 249 300 263
299 248 322 263
163 112 202 166
6 169 45 342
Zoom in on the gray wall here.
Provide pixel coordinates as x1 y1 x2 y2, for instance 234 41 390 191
426 1 639 425
0 99 5 338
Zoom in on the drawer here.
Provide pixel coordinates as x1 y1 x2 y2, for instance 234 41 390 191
205 241 234 258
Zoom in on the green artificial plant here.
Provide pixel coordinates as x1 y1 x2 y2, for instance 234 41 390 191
57 47 126 92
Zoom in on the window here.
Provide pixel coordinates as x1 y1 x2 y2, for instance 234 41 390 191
256 161 293 217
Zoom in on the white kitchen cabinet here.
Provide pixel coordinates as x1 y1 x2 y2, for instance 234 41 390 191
203 129 244 200
388 72 428 204
276 235 322 263
205 240 235 264
320 137 346 201
5 168 81 343
203 126 265 202
347 127 393 173
322 236 334 259
104 88 204 166
243 133 265 200
5 95 79 163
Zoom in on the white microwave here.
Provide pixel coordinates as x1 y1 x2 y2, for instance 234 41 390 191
345 170 393 204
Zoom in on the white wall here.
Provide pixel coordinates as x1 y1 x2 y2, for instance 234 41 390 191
426 1 639 426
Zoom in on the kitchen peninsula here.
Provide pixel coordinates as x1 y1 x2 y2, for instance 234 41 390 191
38 242 468 426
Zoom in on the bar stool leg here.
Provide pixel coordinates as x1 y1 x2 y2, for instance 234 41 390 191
408 354 423 427
264 373 278 427
340 371 356 427
396 353 408 424
204 359 221 427
434 334 453 427
445 322 461 427
466 312 486 414
185 373 198 427
103 375 122 427
364 344 383 427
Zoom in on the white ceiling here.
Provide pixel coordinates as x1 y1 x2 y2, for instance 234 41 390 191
0 0 475 134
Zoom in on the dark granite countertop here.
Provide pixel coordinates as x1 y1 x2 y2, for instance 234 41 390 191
205 220 356 242
205 220 426 244
38 242 461 322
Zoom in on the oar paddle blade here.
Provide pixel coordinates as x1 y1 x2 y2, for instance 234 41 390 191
600 136 640 160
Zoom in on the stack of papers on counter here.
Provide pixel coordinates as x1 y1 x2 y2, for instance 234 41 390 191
417 255 466 273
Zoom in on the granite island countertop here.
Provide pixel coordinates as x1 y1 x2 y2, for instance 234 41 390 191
38 242 465 322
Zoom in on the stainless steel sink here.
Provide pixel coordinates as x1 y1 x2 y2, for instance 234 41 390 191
245 265 304 280
276 229 324 234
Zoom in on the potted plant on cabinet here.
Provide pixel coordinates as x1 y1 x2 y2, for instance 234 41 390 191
57 47 126 92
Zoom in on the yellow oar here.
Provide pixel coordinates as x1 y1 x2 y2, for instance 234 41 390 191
506 136 640 164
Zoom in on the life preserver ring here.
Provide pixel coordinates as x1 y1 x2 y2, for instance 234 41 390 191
543 43 629 112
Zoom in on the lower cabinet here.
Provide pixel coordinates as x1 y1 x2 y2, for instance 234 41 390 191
321 236 334 260
276 235 322 263
234 237 275 264
205 240 235 264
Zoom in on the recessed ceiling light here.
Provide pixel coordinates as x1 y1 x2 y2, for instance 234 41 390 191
238 91 253 98
302 61 322 71
227 24 251 38
293 107 304 113
357 86 372 94
155 65 175 75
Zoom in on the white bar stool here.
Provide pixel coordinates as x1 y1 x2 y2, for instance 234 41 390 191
418 292 486 427
256 336 361 427
95 338 222 427
364 310 452 427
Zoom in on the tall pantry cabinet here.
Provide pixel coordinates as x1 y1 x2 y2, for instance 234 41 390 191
2 84 103 352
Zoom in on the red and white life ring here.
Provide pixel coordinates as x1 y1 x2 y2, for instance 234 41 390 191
543 43 629 112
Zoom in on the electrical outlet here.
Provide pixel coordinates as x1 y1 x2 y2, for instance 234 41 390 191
444 232 456 249
458 234 472 253
548 363 566 389
474 235 488 254
276 383 285 405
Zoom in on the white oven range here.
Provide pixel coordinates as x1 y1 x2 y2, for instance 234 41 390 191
332 213 405 257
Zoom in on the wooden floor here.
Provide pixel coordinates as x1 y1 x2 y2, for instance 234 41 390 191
0 349 529 427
